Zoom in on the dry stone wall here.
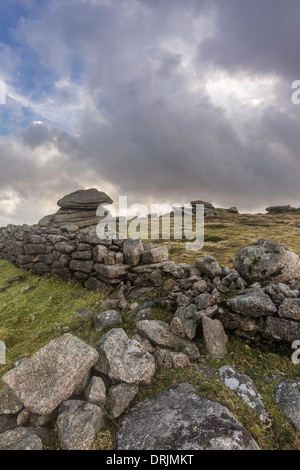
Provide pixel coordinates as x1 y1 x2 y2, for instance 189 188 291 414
0 224 170 295
1 224 300 346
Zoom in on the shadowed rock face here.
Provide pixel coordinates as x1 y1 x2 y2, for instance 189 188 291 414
57 188 113 209
116 383 260 450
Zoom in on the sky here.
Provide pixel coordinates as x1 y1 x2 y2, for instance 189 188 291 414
1 0 300 226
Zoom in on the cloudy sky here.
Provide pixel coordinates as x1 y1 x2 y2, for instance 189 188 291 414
0 0 300 225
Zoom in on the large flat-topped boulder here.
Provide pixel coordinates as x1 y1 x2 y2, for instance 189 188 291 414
38 188 113 228
2 334 99 415
57 188 113 210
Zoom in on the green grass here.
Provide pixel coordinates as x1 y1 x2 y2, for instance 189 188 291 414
1 209 300 450
0 260 108 375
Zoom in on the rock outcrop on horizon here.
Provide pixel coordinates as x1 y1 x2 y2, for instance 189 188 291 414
265 205 298 214
38 188 112 229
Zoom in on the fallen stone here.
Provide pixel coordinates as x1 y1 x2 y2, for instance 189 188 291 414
171 304 198 340
0 427 45 450
74 308 96 322
16 408 31 426
2 334 99 415
219 366 269 422
20 285 33 294
55 400 104 450
108 383 139 419
84 376 107 407
0 388 23 415
135 308 154 321
228 206 238 213
131 334 155 353
94 329 156 385
153 350 190 369
136 320 200 360
276 382 300 430
202 316 228 359
94 310 122 332
84 277 114 294
265 205 296 213
116 383 260 450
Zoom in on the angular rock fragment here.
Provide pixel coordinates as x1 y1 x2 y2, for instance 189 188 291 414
108 383 139 419
2 334 99 415
95 329 156 385
55 400 104 450
202 316 228 359
219 366 269 422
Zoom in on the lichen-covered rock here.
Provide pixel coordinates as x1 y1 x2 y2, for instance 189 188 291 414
116 383 260 450
0 427 46 450
219 366 269 422
136 320 200 359
94 310 122 332
94 263 129 279
276 382 300 430
202 316 228 359
196 256 222 278
263 317 300 343
233 239 300 284
141 246 169 264
226 288 277 317
278 298 300 321
94 329 156 385
171 304 198 340
2 334 99 415
135 308 154 321
153 350 190 369
55 400 104 450
0 387 23 416
123 239 144 266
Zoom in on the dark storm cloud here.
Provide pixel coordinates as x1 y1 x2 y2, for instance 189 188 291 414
199 0 300 79
1 0 300 226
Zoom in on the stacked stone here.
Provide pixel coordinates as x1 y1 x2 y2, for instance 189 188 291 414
0 224 170 295
38 188 113 229
0 332 155 449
